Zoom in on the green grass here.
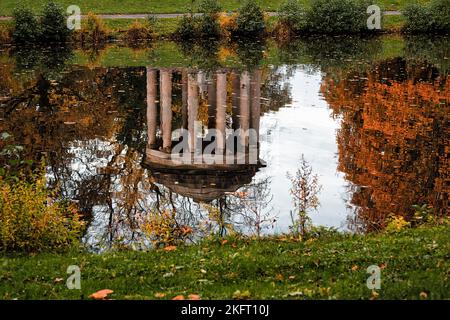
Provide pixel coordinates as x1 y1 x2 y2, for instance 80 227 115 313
0 0 430 16
0 225 448 300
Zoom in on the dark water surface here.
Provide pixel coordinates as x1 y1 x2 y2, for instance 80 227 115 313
0 35 448 248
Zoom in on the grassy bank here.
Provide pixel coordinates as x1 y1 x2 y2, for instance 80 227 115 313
1 225 448 300
0 13 411 46
0 0 429 16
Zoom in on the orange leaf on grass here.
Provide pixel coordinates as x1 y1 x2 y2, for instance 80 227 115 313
172 295 185 300
89 289 114 300
188 294 201 300
164 245 177 251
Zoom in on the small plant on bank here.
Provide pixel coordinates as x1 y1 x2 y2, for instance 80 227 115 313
235 0 266 37
12 6 40 43
287 154 322 238
78 13 109 45
124 20 154 44
276 0 307 36
40 1 71 42
306 0 368 34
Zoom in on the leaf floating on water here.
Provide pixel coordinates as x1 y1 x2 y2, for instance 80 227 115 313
89 289 114 300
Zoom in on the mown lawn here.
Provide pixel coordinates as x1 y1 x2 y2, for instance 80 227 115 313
0 0 431 16
0 225 448 300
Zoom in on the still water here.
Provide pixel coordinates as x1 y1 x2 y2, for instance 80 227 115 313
0 35 448 248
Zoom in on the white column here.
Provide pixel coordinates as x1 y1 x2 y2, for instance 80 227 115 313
216 71 227 153
160 69 172 152
146 67 157 148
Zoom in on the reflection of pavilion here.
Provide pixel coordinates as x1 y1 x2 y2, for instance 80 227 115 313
143 67 266 202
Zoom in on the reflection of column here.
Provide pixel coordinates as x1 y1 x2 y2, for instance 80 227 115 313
231 72 240 131
188 72 199 153
181 70 188 130
207 74 217 129
160 69 172 152
146 67 157 148
240 71 250 147
216 71 227 152
250 69 261 141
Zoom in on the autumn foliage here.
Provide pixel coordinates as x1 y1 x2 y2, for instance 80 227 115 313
322 58 449 231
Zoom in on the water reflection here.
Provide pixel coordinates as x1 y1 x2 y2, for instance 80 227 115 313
144 68 265 201
0 35 448 247
323 58 449 231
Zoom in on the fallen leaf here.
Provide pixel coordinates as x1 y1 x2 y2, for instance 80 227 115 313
164 245 177 251
221 239 228 245
351 265 359 271
275 274 284 281
419 292 428 300
154 292 166 298
188 294 201 300
89 289 114 300
53 277 64 283
172 295 185 300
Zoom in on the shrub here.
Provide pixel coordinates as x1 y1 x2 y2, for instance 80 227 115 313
141 210 192 247
403 3 435 32
12 7 40 43
430 0 450 31
235 0 266 37
277 0 307 34
175 15 198 40
0 170 84 252
219 12 238 38
40 1 71 42
0 24 12 45
124 20 154 43
78 13 109 44
403 0 450 33
287 154 322 238
306 0 368 34
198 0 222 38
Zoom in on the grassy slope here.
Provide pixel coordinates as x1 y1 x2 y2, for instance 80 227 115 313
0 0 430 16
0 225 448 300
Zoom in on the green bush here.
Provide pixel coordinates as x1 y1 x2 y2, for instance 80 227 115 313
306 0 368 34
430 0 450 31
235 0 266 37
278 0 307 33
198 0 222 38
175 15 198 40
403 0 450 32
40 1 71 42
12 7 40 43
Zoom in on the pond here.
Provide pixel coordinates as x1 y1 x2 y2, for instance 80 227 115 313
0 35 448 249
